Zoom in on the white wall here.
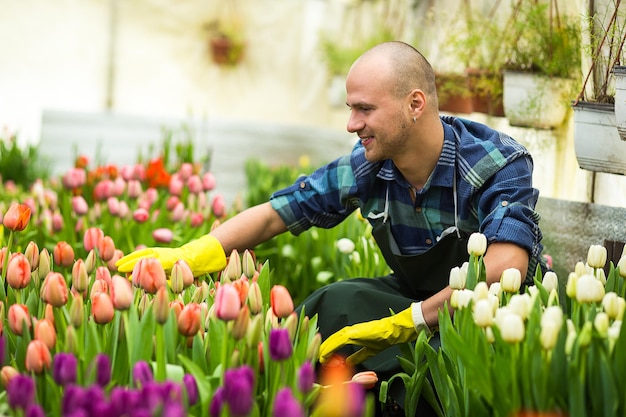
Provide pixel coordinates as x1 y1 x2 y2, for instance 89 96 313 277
1 0 625 208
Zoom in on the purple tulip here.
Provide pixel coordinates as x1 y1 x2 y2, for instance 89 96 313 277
53 352 78 386
132 361 154 388
93 354 111 387
297 361 315 394
182 374 199 406
6 374 35 410
25 404 46 417
345 382 366 417
269 328 293 361
223 366 255 416
161 400 185 417
209 387 225 417
272 388 305 417
62 385 87 415
83 385 107 415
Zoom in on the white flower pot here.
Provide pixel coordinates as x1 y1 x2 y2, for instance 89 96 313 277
573 101 626 175
614 66 626 141
503 71 572 129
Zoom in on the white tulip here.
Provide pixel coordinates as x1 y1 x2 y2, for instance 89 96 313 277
449 266 466 290
574 261 590 277
501 268 522 293
508 293 532 320
499 313 525 343
336 238 356 254
473 299 494 327
587 244 608 269
488 293 500 316
595 268 607 285
467 232 487 257
456 289 474 310
617 255 626 278
540 321 561 350
576 274 605 303
473 281 489 301
542 271 559 294
541 305 564 329
594 312 610 337
602 292 620 319
488 282 502 299
565 272 578 299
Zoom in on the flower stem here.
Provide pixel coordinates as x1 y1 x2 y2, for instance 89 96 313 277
155 324 166 381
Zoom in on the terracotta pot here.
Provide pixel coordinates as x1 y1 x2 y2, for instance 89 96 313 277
209 36 245 66
466 69 505 117
436 73 473 114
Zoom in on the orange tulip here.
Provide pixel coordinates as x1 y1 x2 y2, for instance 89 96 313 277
132 258 167 294
169 299 185 321
91 292 115 324
111 275 133 311
6 253 31 290
270 285 294 319
232 277 250 305
53 241 75 268
41 272 69 307
177 302 201 337
7 304 31 336
34 318 57 350
97 236 116 262
25 340 52 374
2 203 31 231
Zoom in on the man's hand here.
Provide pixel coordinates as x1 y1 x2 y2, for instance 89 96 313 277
116 235 227 277
319 302 430 365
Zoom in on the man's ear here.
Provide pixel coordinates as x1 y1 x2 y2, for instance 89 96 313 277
409 89 427 114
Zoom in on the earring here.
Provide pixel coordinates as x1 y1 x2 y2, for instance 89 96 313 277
413 116 417 123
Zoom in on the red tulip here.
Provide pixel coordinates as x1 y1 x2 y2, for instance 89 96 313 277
91 292 115 324
270 285 294 318
41 272 69 307
177 303 201 337
53 241 74 268
2 203 31 232
7 304 31 336
132 258 167 294
25 340 52 374
6 253 31 290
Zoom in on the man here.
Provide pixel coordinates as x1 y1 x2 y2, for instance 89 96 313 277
117 41 545 416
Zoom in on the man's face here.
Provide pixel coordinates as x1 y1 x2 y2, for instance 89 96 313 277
345 63 411 163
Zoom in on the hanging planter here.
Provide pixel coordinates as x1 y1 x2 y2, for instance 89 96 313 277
209 35 245 66
503 71 573 129
572 100 626 175
614 65 626 141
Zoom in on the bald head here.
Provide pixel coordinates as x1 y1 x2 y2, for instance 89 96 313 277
351 41 438 110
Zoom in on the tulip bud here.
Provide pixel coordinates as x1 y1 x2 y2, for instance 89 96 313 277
247 281 263 315
499 313 525 343
587 244 608 269
270 285 294 319
53 241 75 268
224 250 242 283
246 314 263 348
594 312 610 337
65 325 79 355
8 304 31 336
178 303 202 337
34 318 57 350
617 255 626 279
97 236 116 262
540 321 560 350
171 260 194 290
467 232 487 257
488 282 502 299
71 259 90 293
578 321 593 347
214 284 241 321
448 266 466 290
111 275 133 310
283 312 298 341
336 238 356 254
576 274 605 304
191 281 209 304
242 250 256 279
542 271 559 294
91 292 115 324
69 293 84 329
84 249 97 274
508 294 531 320
231 305 250 340
41 272 69 307
307 333 322 362
6 253 31 290
473 281 489 301
25 340 52 374
352 371 378 390
37 248 51 282
137 293 152 319
500 268 521 293
24 241 39 271
154 286 170 325
472 299 493 327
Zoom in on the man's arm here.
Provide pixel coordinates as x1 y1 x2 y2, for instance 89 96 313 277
420 242 530 327
210 202 289 255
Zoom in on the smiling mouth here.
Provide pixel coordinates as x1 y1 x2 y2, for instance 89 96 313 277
360 136 374 146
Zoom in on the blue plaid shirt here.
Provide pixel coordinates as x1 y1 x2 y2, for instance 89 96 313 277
270 116 544 276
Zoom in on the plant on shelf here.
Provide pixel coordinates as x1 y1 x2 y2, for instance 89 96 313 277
501 0 582 128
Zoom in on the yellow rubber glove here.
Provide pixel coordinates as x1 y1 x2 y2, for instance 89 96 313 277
319 302 430 366
115 235 227 277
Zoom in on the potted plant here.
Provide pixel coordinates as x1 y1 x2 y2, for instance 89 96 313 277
572 0 626 175
501 0 581 129
435 71 474 114
205 15 246 67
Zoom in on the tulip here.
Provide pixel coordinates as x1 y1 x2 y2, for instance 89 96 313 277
297 361 316 393
52 212 64 232
23 241 39 271
336 238 356 254
467 232 487 256
617 255 626 278
25 340 52 373
187 175 203 194
500 268 522 293
6 374 35 409
97 236 116 262
306 332 322 362
231 305 250 340
246 314 263 349
64 325 79 355
271 284 294 318
542 271 559 294
2 202 31 231
107 249 124 272
222 366 255 417
69 294 84 328
111 275 133 310
170 299 185 321
202 171 216 191
154 286 170 325
448 266 466 290
71 196 89 216
84 227 105 252
1 366 19 389
576 274 605 303
92 354 112 387
34 318 57 350
107 196 120 216
177 303 201 337
451 288 473 310
132 258 167 294
247 281 263 315
498 313 525 343
91 292 115 324
6 253 31 290
182 374 199 406
41 272 69 307
152 228 174 244
171 260 194 290
594 312 610 336
133 208 150 223
71 259 90 293
90 278 109 300
53 241 75 268
211 194 226 218
232 277 250 305
269 328 293 361
132 360 153 387
214 283 241 321
540 321 561 350
272 388 305 417
61 167 87 189
472 298 494 327
84 249 97 274
507 293 532 320
473 281 489 301
52 352 78 386
8 304 31 336
587 244 608 269
351 370 379 390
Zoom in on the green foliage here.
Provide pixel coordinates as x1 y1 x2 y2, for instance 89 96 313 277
0 135 50 189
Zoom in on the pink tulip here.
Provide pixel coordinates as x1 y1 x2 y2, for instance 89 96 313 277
190 212 204 228
270 285 294 319
95 266 113 288
133 208 150 223
152 228 173 244
126 179 142 199
8 304 31 336
145 188 158 204
187 175 203 194
41 272 69 307
61 168 87 189
170 202 186 223
93 179 114 201
169 174 184 196
177 303 202 337
211 194 226 218
214 283 241 321
51 212 64 232
84 227 105 252
179 163 193 180
23 241 39 271
107 197 120 216
91 292 115 324
2 203 31 232
110 275 133 310
112 177 126 196
120 165 135 181
166 196 180 211
71 259 90 293
132 258 167 294
6 253 31 290
90 279 109 300
202 172 216 191
53 241 74 268
71 196 89 216
25 340 52 374
34 318 57 350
